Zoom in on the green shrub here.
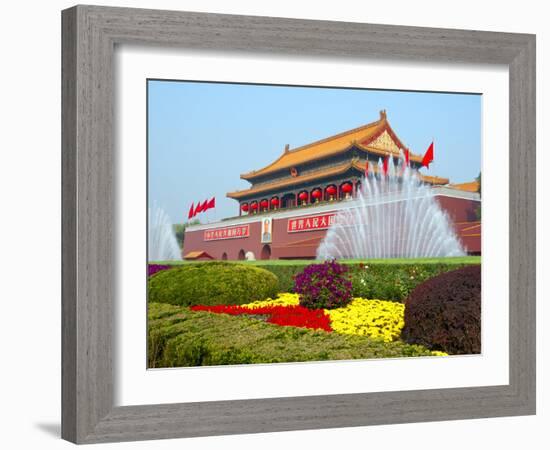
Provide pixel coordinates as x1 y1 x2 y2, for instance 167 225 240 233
148 302 440 367
349 263 439 301
294 260 353 309
401 265 481 354
262 261 477 301
147 262 279 307
260 264 299 292
151 260 480 302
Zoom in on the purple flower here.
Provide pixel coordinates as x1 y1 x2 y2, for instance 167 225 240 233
293 260 353 310
148 264 172 277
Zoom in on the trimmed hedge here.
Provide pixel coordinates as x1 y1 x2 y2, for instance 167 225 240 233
148 302 439 367
261 264 301 292
263 262 478 301
150 260 481 302
147 262 279 307
401 265 481 354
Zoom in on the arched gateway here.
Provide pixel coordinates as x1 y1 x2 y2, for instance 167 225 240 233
261 244 271 260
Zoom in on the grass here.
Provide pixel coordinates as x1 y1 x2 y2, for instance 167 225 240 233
151 256 481 266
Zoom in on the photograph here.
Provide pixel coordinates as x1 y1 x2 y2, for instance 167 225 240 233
146 80 482 368
1 0 543 447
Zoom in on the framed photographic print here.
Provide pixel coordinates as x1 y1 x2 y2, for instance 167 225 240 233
62 4 535 444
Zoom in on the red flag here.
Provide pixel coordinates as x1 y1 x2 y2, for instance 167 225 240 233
206 196 216 210
383 155 389 176
421 142 434 168
404 149 410 166
188 202 195 219
364 160 369 177
194 200 206 215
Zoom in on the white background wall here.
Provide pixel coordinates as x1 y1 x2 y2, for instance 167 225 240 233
0 0 546 448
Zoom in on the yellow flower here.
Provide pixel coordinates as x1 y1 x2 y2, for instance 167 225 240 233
242 293 300 308
325 298 405 342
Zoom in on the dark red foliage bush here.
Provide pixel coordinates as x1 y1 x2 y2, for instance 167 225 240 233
294 260 353 310
401 265 481 355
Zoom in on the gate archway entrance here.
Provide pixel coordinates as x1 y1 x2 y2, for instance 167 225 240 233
261 244 271 260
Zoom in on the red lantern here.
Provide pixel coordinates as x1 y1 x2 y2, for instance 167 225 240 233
260 199 269 209
326 185 336 195
311 189 322 199
241 203 249 212
298 192 308 201
270 197 280 207
251 202 258 210
341 183 353 193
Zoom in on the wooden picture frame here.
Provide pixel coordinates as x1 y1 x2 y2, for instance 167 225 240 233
61 5 536 444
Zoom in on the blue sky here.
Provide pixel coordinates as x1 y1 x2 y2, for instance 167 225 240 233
148 80 481 224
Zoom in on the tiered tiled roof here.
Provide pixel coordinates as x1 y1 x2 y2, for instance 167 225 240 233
227 111 451 201
240 110 422 181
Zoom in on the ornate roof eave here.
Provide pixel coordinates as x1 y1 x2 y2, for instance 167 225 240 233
227 160 448 200
420 174 450 185
447 180 480 192
239 147 290 181
229 160 359 199
239 140 421 184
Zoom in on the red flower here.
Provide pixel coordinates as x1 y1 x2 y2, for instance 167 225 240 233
190 304 332 332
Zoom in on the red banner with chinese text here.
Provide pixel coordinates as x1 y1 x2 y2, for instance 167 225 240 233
287 213 337 233
204 224 250 241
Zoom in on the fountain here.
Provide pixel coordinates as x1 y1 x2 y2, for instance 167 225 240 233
148 206 181 261
316 153 465 260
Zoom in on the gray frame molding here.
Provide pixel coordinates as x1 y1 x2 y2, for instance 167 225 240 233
61 5 536 444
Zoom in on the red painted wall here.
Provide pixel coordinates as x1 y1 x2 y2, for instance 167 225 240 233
182 195 481 260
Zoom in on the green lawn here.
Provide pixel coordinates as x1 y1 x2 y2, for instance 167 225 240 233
151 256 480 266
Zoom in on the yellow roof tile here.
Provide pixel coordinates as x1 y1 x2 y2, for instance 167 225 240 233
448 180 480 192
241 111 422 180
183 251 213 260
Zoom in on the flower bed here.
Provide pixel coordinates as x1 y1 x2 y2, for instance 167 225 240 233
326 298 404 342
191 303 332 332
190 293 428 345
